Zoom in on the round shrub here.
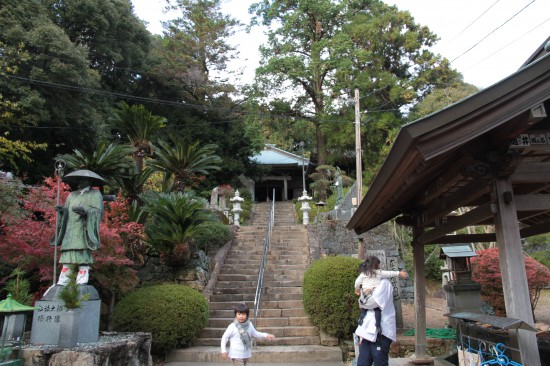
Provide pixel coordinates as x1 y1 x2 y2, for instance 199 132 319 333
193 221 232 254
303 256 362 339
113 284 208 354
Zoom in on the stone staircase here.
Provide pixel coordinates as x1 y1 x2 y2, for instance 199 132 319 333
165 202 343 364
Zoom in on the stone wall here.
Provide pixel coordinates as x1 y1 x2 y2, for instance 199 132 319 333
135 226 237 289
22 332 152 366
309 218 413 303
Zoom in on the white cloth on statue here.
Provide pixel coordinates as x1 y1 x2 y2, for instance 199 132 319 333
354 278 396 342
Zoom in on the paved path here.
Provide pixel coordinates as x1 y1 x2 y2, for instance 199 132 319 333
164 357 430 365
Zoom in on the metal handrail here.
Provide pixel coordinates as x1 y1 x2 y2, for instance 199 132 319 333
253 189 275 327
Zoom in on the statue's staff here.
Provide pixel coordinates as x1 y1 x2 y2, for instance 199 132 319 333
53 159 66 286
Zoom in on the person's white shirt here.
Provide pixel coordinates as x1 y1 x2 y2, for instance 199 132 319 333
221 321 269 359
354 278 396 342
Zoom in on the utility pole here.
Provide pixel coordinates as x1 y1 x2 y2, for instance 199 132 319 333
355 89 363 206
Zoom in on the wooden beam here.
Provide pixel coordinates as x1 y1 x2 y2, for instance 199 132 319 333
520 222 550 238
420 179 490 227
515 194 550 211
493 177 540 365
412 227 427 358
425 233 496 245
511 162 550 183
415 155 473 206
419 203 493 244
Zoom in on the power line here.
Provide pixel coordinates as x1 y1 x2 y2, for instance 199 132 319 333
448 0 501 43
460 16 550 73
0 72 401 127
450 0 537 63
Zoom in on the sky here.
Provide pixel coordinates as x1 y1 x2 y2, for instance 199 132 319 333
131 0 550 89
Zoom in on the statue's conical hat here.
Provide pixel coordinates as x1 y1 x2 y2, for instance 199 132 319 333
63 169 106 187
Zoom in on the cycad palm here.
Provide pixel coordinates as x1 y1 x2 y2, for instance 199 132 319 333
141 191 214 264
56 143 135 181
148 138 222 192
109 102 167 172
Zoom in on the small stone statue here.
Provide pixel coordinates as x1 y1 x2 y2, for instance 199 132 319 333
334 167 344 207
210 186 219 207
51 170 105 285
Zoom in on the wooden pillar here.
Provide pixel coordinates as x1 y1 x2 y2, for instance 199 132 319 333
283 178 288 201
412 226 427 358
493 177 540 366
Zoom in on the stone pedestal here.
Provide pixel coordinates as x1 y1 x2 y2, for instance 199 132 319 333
444 281 482 327
30 285 101 346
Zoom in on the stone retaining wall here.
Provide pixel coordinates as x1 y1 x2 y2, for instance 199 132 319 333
21 332 152 366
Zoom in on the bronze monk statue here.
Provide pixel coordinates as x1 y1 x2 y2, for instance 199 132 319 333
51 170 105 285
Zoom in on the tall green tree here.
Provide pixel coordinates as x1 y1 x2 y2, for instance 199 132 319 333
162 0 239 103
140 1 263 186
408 82 479 121
0 0 104 180
44 0 151 93
249 0 460 166
147 138 222 192
0 42 47 171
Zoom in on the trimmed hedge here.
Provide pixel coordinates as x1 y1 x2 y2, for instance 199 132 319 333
303 256 362 339
193 221 232 254
113 284 208 354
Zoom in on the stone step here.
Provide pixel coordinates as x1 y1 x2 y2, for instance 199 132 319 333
206 316 312 328
209 292 302 301
215 280 302 288
207 299 304 311
209 307 306 318
224 256 309 266
209 293 256 302
218 270 258 277
217 273 258 281
221 260 307 267
207 301 256 310
199 325 318 339
260 300 304 309
192 336 322 347
227 250 309 257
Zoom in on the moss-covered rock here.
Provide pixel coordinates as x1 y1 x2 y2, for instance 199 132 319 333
303 256 362 339
113 284 208 354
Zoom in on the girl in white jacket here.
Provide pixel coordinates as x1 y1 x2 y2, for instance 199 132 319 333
221 303 275 365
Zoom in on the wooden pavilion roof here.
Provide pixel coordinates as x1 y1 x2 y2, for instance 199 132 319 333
348 51 550 245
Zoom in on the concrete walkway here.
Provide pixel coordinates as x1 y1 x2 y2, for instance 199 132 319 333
164 358 430 366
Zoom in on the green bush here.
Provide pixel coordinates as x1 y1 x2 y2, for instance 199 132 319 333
113 284 209 354
530 251 550 270
193 221 232 254
238 189 253 224
303 256 362 339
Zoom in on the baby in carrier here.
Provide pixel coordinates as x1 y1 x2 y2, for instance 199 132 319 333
354 256 408 332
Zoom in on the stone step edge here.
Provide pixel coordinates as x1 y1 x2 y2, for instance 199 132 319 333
166 345 343 363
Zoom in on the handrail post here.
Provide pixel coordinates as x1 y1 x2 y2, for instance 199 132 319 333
253 189 275 340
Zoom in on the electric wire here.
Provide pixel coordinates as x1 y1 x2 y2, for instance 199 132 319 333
450 0 537 63
447 0 501 43
460 16 550 73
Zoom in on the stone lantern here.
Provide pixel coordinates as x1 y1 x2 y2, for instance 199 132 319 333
230 190 244 226
439 245 482 326
0 294 38 366
298 191 313 225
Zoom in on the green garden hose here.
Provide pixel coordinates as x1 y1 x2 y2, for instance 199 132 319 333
403 328 456 339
